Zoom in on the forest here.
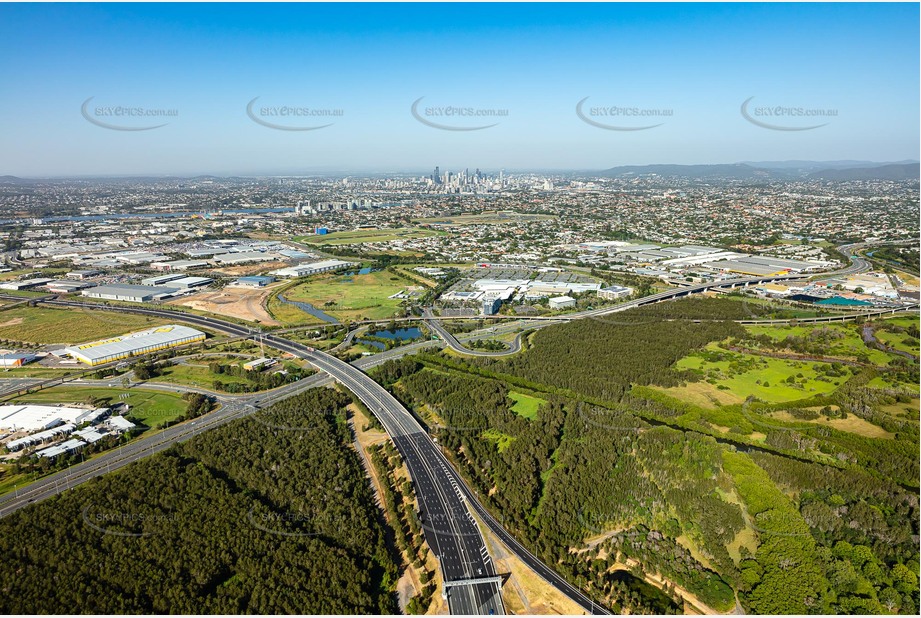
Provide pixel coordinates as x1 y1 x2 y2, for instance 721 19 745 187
372 298 920 614
0 388 400 614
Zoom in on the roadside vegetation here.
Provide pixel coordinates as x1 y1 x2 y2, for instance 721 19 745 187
0 388 400 614
369 298 919 615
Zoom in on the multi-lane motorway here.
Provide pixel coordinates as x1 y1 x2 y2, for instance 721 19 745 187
0 246 898 614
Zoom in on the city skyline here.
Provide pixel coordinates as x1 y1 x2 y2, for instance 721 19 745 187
0 2 918 176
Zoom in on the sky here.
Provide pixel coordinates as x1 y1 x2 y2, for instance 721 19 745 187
0 2 918 176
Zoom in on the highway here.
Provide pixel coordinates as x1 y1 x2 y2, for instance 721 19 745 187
0 247 895 613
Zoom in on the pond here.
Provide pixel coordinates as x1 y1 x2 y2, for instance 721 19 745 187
357 326 423 350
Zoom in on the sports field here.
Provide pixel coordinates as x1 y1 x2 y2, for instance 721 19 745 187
295 227 447 246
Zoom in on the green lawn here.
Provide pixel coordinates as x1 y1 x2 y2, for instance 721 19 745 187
279 270 409 322
295 227 447 246
0 306 168 345
13 386 188 426
508 391 546 419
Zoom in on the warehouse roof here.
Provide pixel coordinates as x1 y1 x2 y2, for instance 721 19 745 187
83 283 176 298
63 324 205 363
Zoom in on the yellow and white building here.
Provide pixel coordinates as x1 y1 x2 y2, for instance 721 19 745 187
63 325 206 366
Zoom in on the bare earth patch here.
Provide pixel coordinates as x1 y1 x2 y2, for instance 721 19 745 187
171 285 280 325
0 317 24 328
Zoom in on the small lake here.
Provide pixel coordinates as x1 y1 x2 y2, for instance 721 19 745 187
358 326 423 350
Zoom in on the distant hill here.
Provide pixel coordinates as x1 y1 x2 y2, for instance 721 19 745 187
600 163 777 179
808 163 920 181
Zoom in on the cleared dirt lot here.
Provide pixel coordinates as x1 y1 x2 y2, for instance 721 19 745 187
171 284 281 325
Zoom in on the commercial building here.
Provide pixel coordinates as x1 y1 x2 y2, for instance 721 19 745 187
36 438 86 459
243 357 276 371
82 283 177 303
0 352 38 368
548 295 576 310
598 285 634 301
272 259 354 278
63 324 206 366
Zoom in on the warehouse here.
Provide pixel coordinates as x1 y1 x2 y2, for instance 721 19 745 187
0 278 54 291
149 259 210 272
548 295 577 310
161 276 212 289
44 280 94 293
63 324 206 366
272 259 354 278
234 275 275 287
82 283 176 302
141 273 185 286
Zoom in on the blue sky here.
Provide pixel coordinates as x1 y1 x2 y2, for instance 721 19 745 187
0 2 917 176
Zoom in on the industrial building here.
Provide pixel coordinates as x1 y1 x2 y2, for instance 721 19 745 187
44 280 94 294
0 404 106 432
149 259 210 272
66 269 101 280
0 278 54 291
142 273 185 286
82 283 177 303
548 295 576 310
160 276 213 289
235 276 275 287
272 259 354 278
63 324 206 366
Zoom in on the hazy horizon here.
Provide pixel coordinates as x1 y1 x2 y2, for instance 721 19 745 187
1 2 918 176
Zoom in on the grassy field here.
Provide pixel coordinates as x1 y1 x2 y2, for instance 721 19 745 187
279 270 409 322
874 329 919 356
155 362 251 391
675 344 848 404
744 323 892 365
482 428 515 453
295 227 447 246
0 306 168 345
508 391 546 419
13 386 188 426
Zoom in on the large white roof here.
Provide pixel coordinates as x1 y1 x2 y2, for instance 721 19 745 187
63 324 205 362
